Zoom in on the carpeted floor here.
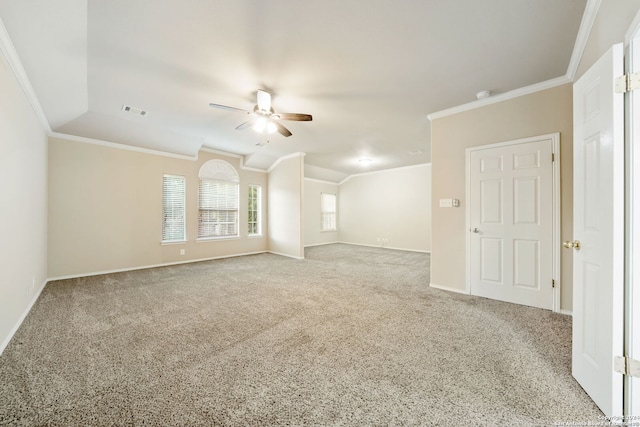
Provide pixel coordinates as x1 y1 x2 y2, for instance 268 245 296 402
0 243 602 426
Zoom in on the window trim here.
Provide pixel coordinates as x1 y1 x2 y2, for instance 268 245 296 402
196 235 242 243
320 192 337 232
248 184 262 237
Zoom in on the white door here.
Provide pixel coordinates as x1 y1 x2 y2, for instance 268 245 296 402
571 43 624 418
468 136 555 310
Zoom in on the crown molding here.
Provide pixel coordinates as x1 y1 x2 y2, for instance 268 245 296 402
304 177 341 185
339 162 430 185
0 16 51 133
267 152 306 173
428 0 601 121
427 75 570 121
200 146 243 159
49 132 274 171
566 0 602 81
200 147 267 172
49 132 198 160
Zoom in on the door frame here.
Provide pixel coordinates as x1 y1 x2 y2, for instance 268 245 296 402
465 133 561 312
624 10 640 418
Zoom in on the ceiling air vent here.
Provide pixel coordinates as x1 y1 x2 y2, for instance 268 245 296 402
121 105 147 116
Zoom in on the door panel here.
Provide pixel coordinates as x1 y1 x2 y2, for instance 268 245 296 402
480 238 503 283
514 240 538 289
582 262 598 364
572 43 624 418
481 179 502 223
514 177 538 224
469 137 554 309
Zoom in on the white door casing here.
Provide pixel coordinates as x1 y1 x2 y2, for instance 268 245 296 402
572 43 624 418
625 13 640 418
467 134 558 310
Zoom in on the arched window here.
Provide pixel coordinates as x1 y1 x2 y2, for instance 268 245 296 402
198 160 239 238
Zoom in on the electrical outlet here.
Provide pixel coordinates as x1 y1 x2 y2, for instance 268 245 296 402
180 249 185 255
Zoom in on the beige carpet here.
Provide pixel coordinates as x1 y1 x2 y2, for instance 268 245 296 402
0 244 601 426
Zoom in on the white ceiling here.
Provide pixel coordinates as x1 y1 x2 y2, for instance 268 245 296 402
0 0 587 181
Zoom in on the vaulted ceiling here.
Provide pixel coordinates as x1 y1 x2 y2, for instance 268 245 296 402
0 0 587 181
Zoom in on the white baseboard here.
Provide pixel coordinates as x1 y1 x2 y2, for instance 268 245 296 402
304 241 339 248
338 241 431 254
0 278 48 355
268 251 305 260
429 283 469 295
47 251 269 282
429 283 574 315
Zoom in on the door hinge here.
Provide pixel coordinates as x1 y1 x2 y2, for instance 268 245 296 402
614 356 640 377
552 279 555 288
615 72 640 93
551 153 555 162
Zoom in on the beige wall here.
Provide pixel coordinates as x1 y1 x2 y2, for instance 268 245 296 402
339 164 431 252
48 137 268 278
430 84 573 310
268 154 304 259
304 178 339 247
0 48 48 351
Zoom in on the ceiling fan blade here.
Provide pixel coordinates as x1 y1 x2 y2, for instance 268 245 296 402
235 119 255 130
273 121 292 137
209 103 250 114
274 113 313 121
257 90 271 112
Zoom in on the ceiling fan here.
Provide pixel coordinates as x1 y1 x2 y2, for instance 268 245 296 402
209 90 312 137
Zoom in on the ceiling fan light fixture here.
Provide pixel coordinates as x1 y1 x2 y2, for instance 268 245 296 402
253 117 277 134
253 117 267 133
210 90 311 138
257 89 271 112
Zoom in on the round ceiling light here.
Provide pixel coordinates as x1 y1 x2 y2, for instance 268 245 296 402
476 90 491 100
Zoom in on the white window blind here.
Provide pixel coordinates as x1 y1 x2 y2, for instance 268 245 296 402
320 193 337 231
248 185 261 236
198 179 239 238
197 159 240 239
162 174 186 242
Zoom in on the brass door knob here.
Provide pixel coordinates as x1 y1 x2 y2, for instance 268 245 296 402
563 240 581 250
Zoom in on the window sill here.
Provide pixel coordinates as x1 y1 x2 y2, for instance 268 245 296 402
196 236 241 242
320 230 338 233
247 234 263 239
161 240 187 245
